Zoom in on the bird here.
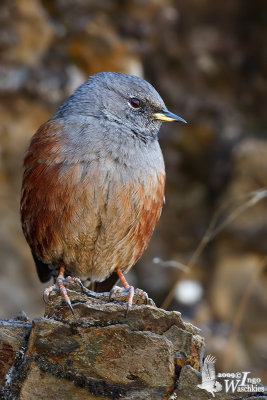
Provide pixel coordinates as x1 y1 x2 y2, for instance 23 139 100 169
20 72 186 314
197 355 223 397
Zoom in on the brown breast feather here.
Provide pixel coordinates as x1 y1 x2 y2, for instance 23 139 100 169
90 170 165 279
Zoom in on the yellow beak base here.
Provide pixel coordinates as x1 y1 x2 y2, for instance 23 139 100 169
153 110 187 123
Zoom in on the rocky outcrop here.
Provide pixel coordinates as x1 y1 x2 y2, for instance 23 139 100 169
0 287 202 399
0 286 265 399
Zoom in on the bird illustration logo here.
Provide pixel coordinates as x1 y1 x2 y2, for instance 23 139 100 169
197 354 223 397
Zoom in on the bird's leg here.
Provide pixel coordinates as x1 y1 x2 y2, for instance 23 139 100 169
43 263 84 314
56 264 75 313
109 267 148 316
116 267 134 316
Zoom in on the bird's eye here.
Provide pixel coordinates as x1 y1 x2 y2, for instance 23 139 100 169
129 97 141 109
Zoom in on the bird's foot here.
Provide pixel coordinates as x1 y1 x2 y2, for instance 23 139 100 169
111 267 150 316
109 285 149 316
43 263 87 314
43 275 84 314
132 287 149 304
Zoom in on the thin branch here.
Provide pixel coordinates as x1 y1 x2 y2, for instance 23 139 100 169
153 257 189 272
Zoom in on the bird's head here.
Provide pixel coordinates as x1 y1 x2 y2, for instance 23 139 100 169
55 72 186 141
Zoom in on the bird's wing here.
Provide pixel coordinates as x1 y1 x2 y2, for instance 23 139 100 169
201 355 216 384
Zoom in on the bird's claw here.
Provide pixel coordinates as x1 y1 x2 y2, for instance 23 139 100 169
109 285 149 317
43 284 58 304
134 288 149 304
43 275 84 314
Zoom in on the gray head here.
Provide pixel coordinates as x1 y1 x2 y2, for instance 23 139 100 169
55 72 186 141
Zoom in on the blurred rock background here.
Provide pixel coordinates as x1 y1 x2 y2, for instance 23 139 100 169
0 0 266 383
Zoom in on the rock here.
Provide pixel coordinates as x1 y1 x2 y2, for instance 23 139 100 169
164 325 204 371
0 313 31 388
20 364 108 400
1 287 265 399
0 286 203 399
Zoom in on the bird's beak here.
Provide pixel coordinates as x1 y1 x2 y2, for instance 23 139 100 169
153 110 187 123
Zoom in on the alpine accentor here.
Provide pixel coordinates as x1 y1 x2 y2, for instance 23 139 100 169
21 72 186 313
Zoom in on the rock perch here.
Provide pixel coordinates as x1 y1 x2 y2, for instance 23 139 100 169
0 284 265 399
